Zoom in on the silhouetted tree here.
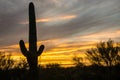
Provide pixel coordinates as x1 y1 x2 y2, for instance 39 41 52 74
73 56 84 67
86 39 120 67
19 2 44 80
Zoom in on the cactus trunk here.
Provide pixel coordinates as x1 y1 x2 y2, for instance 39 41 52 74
29 2 37 53
19 2 44 79
28 2 38 70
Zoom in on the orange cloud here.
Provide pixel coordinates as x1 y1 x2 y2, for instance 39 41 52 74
21 15 76 24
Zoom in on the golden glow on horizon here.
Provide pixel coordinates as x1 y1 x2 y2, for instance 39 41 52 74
0 41 95 67
0 39 95 67
21 15 76 24
1 29 120 67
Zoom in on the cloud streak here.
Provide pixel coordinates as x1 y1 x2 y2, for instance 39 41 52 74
21 15 76 24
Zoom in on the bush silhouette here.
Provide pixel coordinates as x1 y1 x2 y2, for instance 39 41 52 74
0 52 14 70
86 39 120 67
14 58 29 69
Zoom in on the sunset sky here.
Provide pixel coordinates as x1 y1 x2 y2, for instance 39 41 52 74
0 0 120 67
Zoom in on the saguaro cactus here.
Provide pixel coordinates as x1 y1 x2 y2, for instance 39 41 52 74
19 2 44 71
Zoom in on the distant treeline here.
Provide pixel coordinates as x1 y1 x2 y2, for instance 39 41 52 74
0 63 120 80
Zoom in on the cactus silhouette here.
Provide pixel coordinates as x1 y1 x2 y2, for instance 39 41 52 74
19 2 44 72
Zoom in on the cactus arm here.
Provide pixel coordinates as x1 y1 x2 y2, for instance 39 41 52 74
19 40 28 57
37 45 45 56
